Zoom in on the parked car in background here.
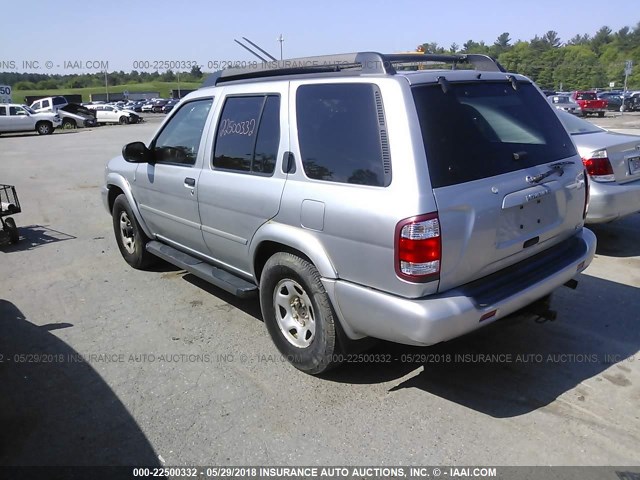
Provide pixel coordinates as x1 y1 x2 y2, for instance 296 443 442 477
0 104 61 135
597 91 625 112
548 95 581 115
557 110 640 223
87 104 141 125
162 98 180 113
30 96 97 128
103 51 596 375
623 92 640 112
141 101 155 113
570 91 607 117
151 99 169 113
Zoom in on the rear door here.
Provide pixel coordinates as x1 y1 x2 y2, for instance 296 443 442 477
412 81 586 291
197 85 288 275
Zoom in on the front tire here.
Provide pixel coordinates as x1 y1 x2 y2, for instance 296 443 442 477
119 116 130 125
259 252 342 375
112 194 156 269
36 121 53 135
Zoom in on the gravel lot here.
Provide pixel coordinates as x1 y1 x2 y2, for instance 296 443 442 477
1 113 639 468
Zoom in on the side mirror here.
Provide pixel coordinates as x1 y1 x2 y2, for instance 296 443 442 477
122 141 153 163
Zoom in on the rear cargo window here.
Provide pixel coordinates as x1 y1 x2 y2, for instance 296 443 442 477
412 82 576 188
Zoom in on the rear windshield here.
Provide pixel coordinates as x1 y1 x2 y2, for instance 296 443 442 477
575 92 597 100
412 82 576 188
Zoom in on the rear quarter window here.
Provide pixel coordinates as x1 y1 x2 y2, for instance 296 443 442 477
296 83 390 187
412 82 576 188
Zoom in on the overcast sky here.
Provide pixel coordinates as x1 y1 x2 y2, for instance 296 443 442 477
1 0 636 73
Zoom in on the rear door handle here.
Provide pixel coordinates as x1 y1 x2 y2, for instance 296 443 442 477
184 177 196 187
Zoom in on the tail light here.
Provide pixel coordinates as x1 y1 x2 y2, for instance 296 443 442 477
582 150 614 182
582 169 590 220
395 213 441 282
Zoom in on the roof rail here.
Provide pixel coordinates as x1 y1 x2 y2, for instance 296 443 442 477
202 51 506 87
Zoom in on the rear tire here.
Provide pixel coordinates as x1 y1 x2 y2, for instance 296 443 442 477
62 118 76 129
36 121 53 135
259 252 343 375
112 194 156 269
598 111 605 118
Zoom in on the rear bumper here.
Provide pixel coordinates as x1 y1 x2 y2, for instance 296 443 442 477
327 228 596 346
581 107 606 114
586 178 640 223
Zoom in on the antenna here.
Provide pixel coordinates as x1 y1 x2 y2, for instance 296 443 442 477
233 39 268 62
242 37 278 61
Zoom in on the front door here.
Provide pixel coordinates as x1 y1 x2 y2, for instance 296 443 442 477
133 97 214 254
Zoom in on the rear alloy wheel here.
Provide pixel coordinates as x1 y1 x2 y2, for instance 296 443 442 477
62 118 76 129
260 252 343 375
112 194 156 269
598 112 605 117
36 121 53 135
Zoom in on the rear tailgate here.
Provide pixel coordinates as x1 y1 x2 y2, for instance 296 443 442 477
412 81 587 292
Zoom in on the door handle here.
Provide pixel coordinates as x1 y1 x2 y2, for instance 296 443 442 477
184 177 196 187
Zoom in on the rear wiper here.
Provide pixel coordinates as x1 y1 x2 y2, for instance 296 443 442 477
526 161 574 184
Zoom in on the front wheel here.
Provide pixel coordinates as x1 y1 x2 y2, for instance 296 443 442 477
112 194 156 269
259 252 343 375
119 116 130 125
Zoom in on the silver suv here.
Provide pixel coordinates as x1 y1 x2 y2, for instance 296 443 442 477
102 52 597 374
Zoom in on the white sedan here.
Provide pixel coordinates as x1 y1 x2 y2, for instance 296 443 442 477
88 105 141 125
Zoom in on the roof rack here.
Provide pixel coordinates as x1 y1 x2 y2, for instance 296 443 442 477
202 51 506 87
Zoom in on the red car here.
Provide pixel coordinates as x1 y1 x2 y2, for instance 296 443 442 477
570 91 607 117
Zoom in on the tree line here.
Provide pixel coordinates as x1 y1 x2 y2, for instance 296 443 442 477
0 66 205 90
421 23 640 90
2 23 639 91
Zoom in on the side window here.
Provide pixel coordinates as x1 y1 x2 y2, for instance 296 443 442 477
0 106 6 116
152 98 213 166
42 100 50 108
32 101 41 110
213 95 280 175
296 83 389 187
9 106 25 116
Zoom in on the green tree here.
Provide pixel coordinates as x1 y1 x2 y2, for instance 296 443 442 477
491 32 511 57
13 81 36 90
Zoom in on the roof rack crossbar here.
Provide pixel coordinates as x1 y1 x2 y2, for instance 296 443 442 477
203 51 505 87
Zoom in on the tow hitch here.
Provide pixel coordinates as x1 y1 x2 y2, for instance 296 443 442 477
524 295 558 323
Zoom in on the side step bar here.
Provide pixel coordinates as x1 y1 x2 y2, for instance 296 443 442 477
146 241 258 298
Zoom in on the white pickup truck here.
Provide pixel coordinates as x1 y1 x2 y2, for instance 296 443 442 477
0 104 61 135
30 96 97 129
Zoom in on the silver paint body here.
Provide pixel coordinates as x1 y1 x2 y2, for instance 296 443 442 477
103 69 597 345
